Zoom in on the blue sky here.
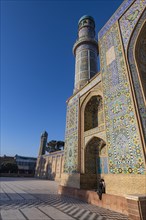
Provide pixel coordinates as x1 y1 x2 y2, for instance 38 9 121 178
1 0 123 157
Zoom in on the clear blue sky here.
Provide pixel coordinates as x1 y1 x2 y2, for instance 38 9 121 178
1 0 123 157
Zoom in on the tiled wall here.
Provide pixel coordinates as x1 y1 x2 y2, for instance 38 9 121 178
99 18 145 174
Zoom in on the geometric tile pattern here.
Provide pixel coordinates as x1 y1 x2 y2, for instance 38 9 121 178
119 0 146 50
63 0 146 176
64 84 105 174
99 21 145 174
64 94 79 173
63 75 101 174
127 10 146 139
98 0 135 40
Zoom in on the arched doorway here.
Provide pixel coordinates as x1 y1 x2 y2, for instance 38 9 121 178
135 21 146 101
128 11 146 141
80 137 107 189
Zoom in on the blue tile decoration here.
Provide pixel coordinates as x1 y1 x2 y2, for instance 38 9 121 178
97 157 108 174
119 0 146 49
103 158 108 174
63 0 146 175
98 0 135 40
99 21 145 174
63 76 101 174
127 10 146 138
64 94 79 173
97 158 102 174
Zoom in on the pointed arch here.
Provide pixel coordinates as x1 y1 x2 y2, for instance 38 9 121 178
80 136 107 189
80 90 105 174
84 95 103 131
127 9 146 142
85 136 107 175
135 21 146 100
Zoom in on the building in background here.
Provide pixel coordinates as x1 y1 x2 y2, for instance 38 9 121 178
0 155 16 165
0 155 37 175
0 155 17 174
15 155 37 174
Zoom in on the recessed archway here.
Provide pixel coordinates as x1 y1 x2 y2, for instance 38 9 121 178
84 95 103 131
135 21 146 101
80 136 107 189
127 11 146 143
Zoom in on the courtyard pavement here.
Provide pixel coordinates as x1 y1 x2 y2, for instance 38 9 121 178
0 177 128 220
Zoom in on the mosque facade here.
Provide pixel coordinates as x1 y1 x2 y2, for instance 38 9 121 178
61 0 146 195
36 0 146 218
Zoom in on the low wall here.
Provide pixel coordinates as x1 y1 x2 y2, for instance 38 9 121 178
35 151 64 181
58 185 128 215
126 195 146 220
58 185 146 219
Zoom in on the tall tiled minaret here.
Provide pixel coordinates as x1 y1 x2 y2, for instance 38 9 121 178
38 131 48 156
73 15 98 93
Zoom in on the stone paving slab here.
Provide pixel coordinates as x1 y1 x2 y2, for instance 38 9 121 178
20 207 51 220
39 206 75 220
0 189 10 201
0 177 128 220
1 209 26 220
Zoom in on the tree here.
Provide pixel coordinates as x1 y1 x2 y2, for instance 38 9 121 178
46 140 64 153
0 162 18 173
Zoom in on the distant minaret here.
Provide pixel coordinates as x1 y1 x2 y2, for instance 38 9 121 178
73 15 98 93
38 131 48 156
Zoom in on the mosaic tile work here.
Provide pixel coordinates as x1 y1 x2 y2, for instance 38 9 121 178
97 157 108 174
119 0 146 49
64 74 101 174
64 95 79 173
127 10 146 138
98 0 134 40
99 22 145 174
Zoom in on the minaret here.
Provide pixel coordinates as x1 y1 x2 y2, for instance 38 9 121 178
38 131 48 156
73 15 98 93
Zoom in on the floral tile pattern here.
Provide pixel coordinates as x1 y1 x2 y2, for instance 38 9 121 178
64 95 79 173
99 21 145 174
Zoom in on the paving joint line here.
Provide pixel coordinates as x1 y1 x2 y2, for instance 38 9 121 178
36 206 54 220
18 208 29 220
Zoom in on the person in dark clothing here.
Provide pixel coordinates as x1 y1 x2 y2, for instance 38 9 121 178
97 178 105 200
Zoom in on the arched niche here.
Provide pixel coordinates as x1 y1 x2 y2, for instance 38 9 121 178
135 21 146 100
85 137 107 175
127 10 146 142
84 95 103 131
80 136 107 189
